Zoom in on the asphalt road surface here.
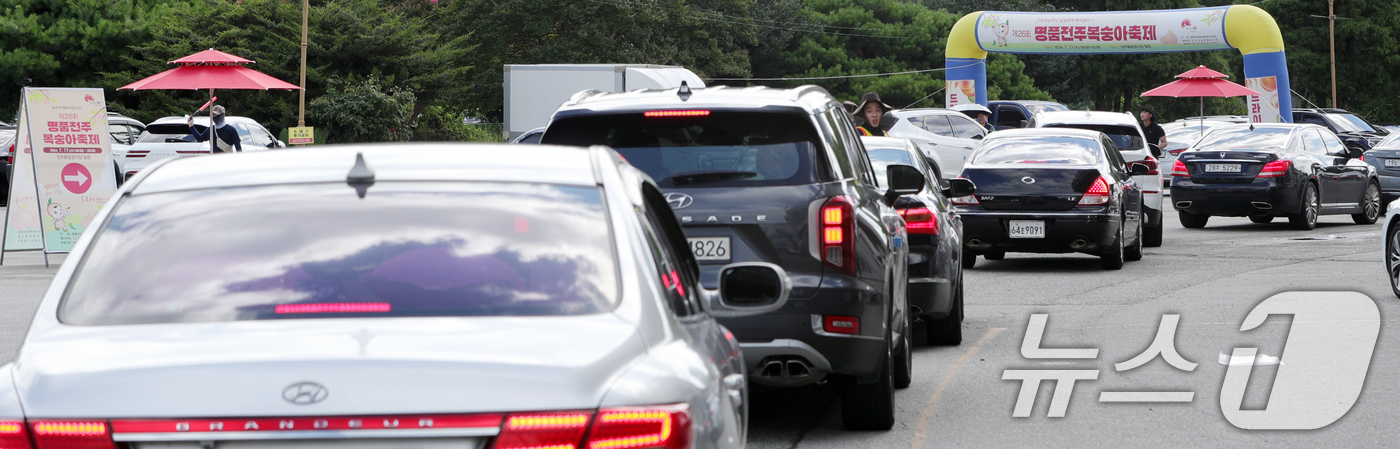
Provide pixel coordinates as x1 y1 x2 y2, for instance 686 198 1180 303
1 205 1395 447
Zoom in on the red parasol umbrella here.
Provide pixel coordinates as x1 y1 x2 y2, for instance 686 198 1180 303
1141 65 1260 132
119 49 300 153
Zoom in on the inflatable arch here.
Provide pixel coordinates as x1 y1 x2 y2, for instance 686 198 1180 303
946 5 1290 122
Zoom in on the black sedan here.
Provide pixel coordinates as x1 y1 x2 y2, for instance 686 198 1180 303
953 128 1149 270
863 136 976 345
1171 123 1380 230
1358 132 1400 208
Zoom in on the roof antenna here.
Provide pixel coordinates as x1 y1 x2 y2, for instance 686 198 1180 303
347 152 375 198
1249 122 1255 131
677 81 692 102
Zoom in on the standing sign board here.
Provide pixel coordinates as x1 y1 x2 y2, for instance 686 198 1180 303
11 88 119 253
3 102 43 252
289 126 314 144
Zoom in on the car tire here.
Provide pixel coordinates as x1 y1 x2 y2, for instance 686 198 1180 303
1179 211 1209 229
840 343 896 430
1354 182 1381 225
1100 225 1125 270
1290 183 1320 230
961 250 976 269
1124 213 1143 262
1143 218 1163 247
925 278 965 346
892 284 912 389
983 250 1005 260
1389 220 1400 299
1249 215 1274 224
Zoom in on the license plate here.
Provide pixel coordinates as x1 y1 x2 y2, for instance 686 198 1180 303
1204 163 1242 173
688 237 731 262
1008 220 1046 239
1386 159 1400 167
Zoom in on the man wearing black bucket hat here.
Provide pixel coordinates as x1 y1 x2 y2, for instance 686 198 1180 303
187 105 243 153
855 92 891 136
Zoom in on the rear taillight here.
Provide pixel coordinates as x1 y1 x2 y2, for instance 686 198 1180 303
1171 160 1189 177
1257 160 1291 178
950 194 979 205
1136 157 1159 175
0 421 31 449
1167 148 1186 156
29 421 115 449
823 315 861 335
494 413 592 449
587 405 690 449
1078 177 1111 206
820 196 856 275
897 207 938 234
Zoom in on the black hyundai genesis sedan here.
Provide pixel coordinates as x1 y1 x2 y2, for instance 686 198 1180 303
953 128 1150 270
1171 123 1380 230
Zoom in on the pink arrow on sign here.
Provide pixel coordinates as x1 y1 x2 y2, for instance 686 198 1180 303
61 163 92 194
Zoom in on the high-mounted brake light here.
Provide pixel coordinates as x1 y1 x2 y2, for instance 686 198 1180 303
587 405 690 449
1257 159 1291 178
1078 177 1110 206
1171 160 1189 177
897 207 938 235
819 196 856 275
275 303 391 314
29 421 115 449
643 110 710 118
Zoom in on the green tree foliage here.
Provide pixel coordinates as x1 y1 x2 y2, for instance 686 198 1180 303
1263 0 1400 123
0 0 189 120
764 0 1048 108
308 75 415 143
444 0 758 118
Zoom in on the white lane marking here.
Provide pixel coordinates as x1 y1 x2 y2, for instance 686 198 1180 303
909 327 1006 449
1217 351 1282 366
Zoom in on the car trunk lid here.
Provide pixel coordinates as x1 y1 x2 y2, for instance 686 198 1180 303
1178 149 1279 183
960 167 1102 211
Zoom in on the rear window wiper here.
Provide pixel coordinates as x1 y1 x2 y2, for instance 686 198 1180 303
669 170 758 185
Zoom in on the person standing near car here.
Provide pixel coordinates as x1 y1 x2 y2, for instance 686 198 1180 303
1140 105 1167 151
855 92 890 136
188 105 242 153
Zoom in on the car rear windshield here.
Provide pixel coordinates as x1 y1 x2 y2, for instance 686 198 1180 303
867 149 914 188
61 182 619 325
971 137 1102 165
1328 113 1381 133
1045 124 1144 151
1027 104 1069 115
1193 127 1292 150
543 111 825 188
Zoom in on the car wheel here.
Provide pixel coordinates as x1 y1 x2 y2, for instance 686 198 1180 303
925 277 965 346
1389 221 1400 299
1124 212 1143 262
1249 215 1274 224
983 250 1005 260
1290 183 1320 230
1143 217 1163 247
893 312 912 389
961 250 976 269
1100 225 1125 270
1354 182 1381 225
840 341 896 430
1179 211 1209 228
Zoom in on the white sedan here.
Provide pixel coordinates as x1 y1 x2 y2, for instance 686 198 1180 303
119 115 284 181
0 144 790 449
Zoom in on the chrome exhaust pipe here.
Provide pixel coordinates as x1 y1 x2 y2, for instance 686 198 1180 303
968 239 983 247
785 360 811 378
1069 239 1089 249
759 360 784 377
1252 202 1273 210
1176 201 1192 209
752 356 826 387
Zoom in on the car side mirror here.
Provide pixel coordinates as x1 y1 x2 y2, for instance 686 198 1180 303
707 262 791 318
1018 120 1029 128
943 178 976 199
1346 147 1364 159
1148 143 1164 158
883 164 925 204
1128 162 1152 176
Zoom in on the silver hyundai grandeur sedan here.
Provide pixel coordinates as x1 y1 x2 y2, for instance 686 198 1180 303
0 144 790 449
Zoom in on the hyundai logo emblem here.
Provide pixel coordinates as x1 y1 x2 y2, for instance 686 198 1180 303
664 192 694 209
283 382 329 405
1021 177 1036 184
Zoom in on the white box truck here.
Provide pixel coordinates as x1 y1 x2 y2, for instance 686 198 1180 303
503 64 706 140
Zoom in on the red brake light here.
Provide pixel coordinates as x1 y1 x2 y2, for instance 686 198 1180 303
275 303 391 314
29 421 115 449
1167 148 1186 156
819 196 856 275
643 110 710 118
1136 157 1159 175
897 207 939 235
1078 177 1111 206
586 405 690 449
1171 160 1189 177
494 413 592 449
1257 159 1291 178
822 315 861 335
0 421 31 449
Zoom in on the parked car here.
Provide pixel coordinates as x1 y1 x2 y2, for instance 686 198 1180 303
1352 132 1400 208
1171 123 1380 229
2 143 791 449
511 126 546 144
107 113 145 187
862 135 976 345
1031 110 1165 247
986 100 1069 130
1161 119 1236 184
1293 108 1389 151
120 115 285 181
887 108 988 179
954 128 1150 270
1383 200 1400 298
542 84 923 430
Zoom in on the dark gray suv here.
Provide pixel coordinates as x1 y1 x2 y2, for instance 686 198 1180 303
543 84 924 430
